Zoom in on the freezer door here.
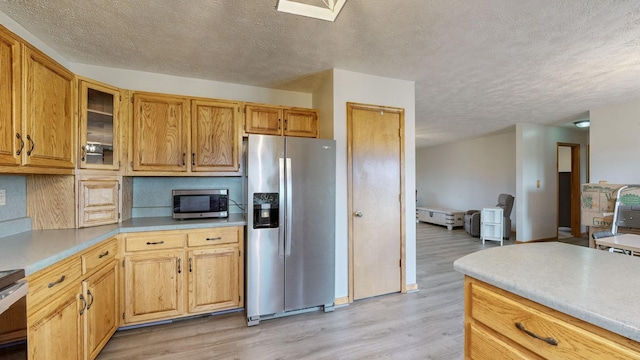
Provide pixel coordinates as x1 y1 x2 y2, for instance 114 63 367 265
284 137 336 311
246 135 286 318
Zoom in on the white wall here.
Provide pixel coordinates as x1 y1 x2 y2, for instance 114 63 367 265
516 124 589 241
415 131 516 226
330 69 416 299
73 64 312 108
590 100 640 183
558 146 571 172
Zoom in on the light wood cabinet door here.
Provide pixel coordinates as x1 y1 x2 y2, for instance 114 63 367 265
244 104 282 136
124 250 185 324
187 246 240 313
22 45 76 169
191 99 240 172
83 261 118 360
0 26 21 166
78 179 120 228
79 80 120 170
28 284 84 360
283 108 318 138
132 92 189 172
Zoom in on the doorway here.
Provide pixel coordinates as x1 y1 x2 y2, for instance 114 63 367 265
557 143 581 238
347 102 405 301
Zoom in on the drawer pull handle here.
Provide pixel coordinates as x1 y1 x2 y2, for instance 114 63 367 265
515 322 558 346
146 241 165 245
16 133 24 156
79 294 87 315
98 250 110 258
87 289 94 310
178 258 182 274
206 237 222 241
48 275 66 288
189 257 193 272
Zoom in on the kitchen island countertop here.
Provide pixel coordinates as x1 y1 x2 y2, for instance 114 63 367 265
454 242 640 342
0 214 246 275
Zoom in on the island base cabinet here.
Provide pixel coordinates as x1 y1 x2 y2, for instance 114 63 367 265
464 277 640 360
28 284 84 360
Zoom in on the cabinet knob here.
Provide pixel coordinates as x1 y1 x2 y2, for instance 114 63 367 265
354 211 363 218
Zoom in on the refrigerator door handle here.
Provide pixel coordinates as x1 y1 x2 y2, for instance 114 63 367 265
285 157 293 257
278 157 286 257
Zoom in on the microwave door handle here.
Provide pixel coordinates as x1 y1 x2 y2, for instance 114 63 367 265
278 157 285 257
285 157 293 257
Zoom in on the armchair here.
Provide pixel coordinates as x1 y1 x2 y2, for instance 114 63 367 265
464 210 481 237
464 194 515 239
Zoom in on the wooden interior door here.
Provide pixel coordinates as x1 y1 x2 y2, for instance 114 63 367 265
348 102 404 301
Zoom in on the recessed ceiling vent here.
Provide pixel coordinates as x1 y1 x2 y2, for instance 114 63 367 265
276 0 347 21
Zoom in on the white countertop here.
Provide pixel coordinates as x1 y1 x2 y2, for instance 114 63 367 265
0 214 246 275
454 242 640 342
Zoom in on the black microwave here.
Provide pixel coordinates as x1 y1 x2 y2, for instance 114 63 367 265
172 189 229 219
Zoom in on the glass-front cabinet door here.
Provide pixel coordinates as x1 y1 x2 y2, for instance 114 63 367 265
79 79 120 170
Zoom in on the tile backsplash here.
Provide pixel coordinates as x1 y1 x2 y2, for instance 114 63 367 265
132 177 245 217
0 175 32 237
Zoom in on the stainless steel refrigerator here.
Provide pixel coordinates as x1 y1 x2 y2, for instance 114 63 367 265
246 134 336 326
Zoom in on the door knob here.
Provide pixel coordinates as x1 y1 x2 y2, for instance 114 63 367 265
354 211 363 217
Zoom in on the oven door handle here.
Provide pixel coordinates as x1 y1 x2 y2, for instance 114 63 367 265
0 280 28 315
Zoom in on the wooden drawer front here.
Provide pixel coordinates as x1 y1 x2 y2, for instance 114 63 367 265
82 238 118 274
27 257 82 309
470 282 640 360
187 227 239 247
468 322 543 360
125 232 184 252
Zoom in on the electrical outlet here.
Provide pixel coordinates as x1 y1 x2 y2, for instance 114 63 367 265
0 189 5 206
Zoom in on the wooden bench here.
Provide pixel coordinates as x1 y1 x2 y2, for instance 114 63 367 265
416 207 465 230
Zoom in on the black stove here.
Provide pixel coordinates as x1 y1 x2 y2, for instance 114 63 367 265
0 270 24 291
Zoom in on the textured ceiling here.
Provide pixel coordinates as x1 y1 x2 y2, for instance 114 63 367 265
1 0 638 147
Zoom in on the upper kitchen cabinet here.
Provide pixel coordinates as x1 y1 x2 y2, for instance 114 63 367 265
78 79 122 170
244 103 319 138
0 26 21 167
132 92 190 172
191 99 241 173
283 108 319 138
22 45 76 169
244 104 282 136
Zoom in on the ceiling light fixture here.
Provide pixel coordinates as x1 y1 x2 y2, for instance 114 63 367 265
276 0 347 21
573 120 590 128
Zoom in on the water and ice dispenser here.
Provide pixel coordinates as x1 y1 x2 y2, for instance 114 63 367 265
253 193 279 228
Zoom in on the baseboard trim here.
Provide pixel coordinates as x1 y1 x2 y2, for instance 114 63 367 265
334 296 349 307
405 283 419 293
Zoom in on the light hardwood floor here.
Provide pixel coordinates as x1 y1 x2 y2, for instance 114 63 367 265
97 223 514 360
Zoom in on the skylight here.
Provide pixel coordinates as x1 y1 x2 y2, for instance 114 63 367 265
276 0 347 21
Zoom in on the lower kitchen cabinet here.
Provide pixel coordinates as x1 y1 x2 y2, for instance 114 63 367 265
28 284 84 360
26 237 119 360
83 261 118 360
188 246 240 313
465 277 640 359
123 250 185 324
122 226 244 325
